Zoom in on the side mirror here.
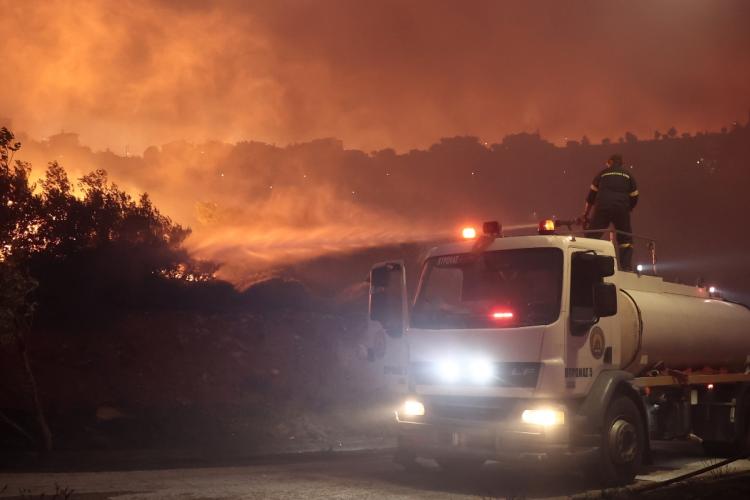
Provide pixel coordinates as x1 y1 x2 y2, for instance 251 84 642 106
596 256 615 278
576 252 615 277
593 283 618 317
369 263 405 338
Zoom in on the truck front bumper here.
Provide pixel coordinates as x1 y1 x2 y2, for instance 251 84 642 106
396 413 599 464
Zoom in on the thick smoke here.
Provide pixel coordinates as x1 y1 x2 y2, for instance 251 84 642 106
184 185 449 288
4 1 750 288
2 0 749 152
13 135 457 287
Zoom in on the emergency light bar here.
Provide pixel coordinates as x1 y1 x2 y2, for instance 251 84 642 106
462 219 576 239
538 219 556 235
462 221 503 240
483 221 502 236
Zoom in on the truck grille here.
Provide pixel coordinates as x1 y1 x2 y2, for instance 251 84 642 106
410 361 541 388
422 396 517 423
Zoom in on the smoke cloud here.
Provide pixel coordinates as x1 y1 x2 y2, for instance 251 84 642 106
4 1 750 288
184 185 449 288
13 134 460 287
2 0 749 152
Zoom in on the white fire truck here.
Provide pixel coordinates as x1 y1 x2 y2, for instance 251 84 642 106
368 220 750 485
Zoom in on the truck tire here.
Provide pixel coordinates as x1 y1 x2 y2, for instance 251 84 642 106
598 395 645 486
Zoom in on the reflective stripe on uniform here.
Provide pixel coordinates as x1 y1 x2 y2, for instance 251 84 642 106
601 172 631 179
590 184 599 192
629 190 639 197
619 243 633 248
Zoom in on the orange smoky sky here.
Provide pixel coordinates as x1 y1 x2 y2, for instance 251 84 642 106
2 0 749 153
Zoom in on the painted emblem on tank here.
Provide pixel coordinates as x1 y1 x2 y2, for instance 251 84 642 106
589 326 605 359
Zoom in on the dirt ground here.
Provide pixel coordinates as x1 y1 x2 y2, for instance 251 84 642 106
2 443 749 500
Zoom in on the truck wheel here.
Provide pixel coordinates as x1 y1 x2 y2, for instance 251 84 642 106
436 457 484 475
598 395 644 486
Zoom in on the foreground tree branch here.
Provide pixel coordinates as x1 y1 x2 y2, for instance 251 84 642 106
0 408 36 445
0 263 52 451
14 326 53 452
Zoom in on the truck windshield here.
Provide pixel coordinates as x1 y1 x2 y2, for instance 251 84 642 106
412 248 563 329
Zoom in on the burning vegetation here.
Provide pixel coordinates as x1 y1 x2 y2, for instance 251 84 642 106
1 127 206 284
0 126 397 453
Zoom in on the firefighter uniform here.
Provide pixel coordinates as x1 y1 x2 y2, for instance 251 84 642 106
584 156 639 271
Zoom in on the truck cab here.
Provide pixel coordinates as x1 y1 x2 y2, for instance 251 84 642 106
369 220 750 485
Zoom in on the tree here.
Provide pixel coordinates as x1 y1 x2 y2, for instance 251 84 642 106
654 131 662 140
0 261 52 451
667 127 677 139
1 128 39 259
28 164 196 325
601 138 611 145
499 131 553 150
2 128 202 451
0 128 53 450
581 135 591 146
624 132 638 143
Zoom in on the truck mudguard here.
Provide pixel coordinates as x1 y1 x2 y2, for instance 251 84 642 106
577 370 645 431
573 370 651 462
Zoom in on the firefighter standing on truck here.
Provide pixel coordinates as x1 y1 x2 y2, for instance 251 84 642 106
580 154 639 271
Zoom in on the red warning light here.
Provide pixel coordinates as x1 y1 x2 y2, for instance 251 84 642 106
462 227 477 239
491 311 514 320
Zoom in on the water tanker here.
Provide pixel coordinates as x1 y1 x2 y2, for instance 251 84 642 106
617 277 750 373
368 220 750 486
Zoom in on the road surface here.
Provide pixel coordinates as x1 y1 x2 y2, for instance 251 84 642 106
1 442 748 499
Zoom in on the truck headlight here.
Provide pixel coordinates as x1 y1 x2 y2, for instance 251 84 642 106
437 360 461 383
401 399 425 417
521 408 565 427
469 359 494 384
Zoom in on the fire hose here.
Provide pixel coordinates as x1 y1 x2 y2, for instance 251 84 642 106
634 452 750 494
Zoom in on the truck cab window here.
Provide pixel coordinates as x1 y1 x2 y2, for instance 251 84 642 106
412 248 563 329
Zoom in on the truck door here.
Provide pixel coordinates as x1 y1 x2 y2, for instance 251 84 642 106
566 251 619 395
368 261 410 394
